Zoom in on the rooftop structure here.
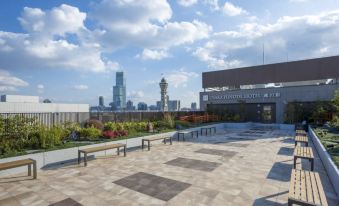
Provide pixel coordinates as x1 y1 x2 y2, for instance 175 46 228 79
200 56 339 123
0 127 337 205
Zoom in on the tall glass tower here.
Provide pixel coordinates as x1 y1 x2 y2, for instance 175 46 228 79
113 71 126 110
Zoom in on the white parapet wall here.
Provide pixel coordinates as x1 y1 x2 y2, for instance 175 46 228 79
308 126 339 196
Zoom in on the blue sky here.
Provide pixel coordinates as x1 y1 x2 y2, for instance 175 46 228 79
0 0 339 108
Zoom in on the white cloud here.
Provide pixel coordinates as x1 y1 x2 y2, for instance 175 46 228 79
37 84 44 89
91 0 212 50
193 10 339 69
289 0 311 2
222 2 248 16
203 0 220 11
0 4 119 73
0 69 29 91
18 4 86 37
73 84 88 90
167 69 199 88
128 90 145 99
177 0 198 7
136 49 169 60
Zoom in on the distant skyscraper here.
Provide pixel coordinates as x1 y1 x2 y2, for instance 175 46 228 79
137 102 148 110
126 100 135 111
149 105 158 111
168 100 180 111
99 96 104 107
159 78 168 111
191 102 197 111
113 71 126 110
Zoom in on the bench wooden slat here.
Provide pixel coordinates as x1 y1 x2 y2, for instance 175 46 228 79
295 169 301 200
144 136 171 141
305 171 314 204
301 170 307 202
315 173 328 206
310 171 321 205
289 169 328 206
80 143 125 153
0 159 34 170
289 169 296 199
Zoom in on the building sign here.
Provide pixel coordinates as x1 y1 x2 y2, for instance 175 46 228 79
207 92 280 101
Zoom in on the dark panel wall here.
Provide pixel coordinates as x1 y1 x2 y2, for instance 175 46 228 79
203 55 339 88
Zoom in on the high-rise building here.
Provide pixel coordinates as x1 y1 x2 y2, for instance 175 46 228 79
99 96 104 107
148 105 158 111
137 102 148 110
159 78 168 111
126 100 135 111
168 100 180 111
113 71 126 110
191 102 197 111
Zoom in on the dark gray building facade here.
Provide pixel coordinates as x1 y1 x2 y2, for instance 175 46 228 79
200 56 339 123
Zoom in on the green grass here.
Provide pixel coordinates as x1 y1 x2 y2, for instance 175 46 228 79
313 127 339 168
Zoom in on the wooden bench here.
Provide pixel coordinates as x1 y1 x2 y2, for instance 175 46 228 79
288 169 328 206
295 135 309 147
200 127 217 136
296 129 307 136
0 159 37 179
142 136 172 151
78 143 126 166
294 146 314 171
177 130 199 141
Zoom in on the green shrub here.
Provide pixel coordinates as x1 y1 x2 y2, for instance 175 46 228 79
85 119 104 130
104 122 117 131
79 127 102 140
175 120 190 128
163 113 175 129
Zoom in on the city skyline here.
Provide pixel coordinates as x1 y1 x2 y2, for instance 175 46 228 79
1 0 339 108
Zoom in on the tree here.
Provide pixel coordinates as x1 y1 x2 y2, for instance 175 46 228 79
333 89 339 115
43 99 52 103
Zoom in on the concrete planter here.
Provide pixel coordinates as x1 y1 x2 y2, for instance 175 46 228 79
308 126 339 196
0 124 221 177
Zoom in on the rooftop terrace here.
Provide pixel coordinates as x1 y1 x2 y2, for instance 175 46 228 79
0 127 338 206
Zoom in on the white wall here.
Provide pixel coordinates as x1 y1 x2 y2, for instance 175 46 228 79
1 95 39 103
0 102 89 113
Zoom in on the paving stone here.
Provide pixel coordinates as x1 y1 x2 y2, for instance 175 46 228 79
165 157 222 172
114 172 191 201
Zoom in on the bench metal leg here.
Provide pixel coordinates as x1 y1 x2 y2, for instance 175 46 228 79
170 137 172 145
311 159 314 171
28 164 31 176
148 140 150 151
294 157 297 169
142 140 144 150
288 199 292 206
177 133 180 141
124 146 126 157
117 147 120 156
84 153 88 167
78 151 81 164
33 161 37 179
